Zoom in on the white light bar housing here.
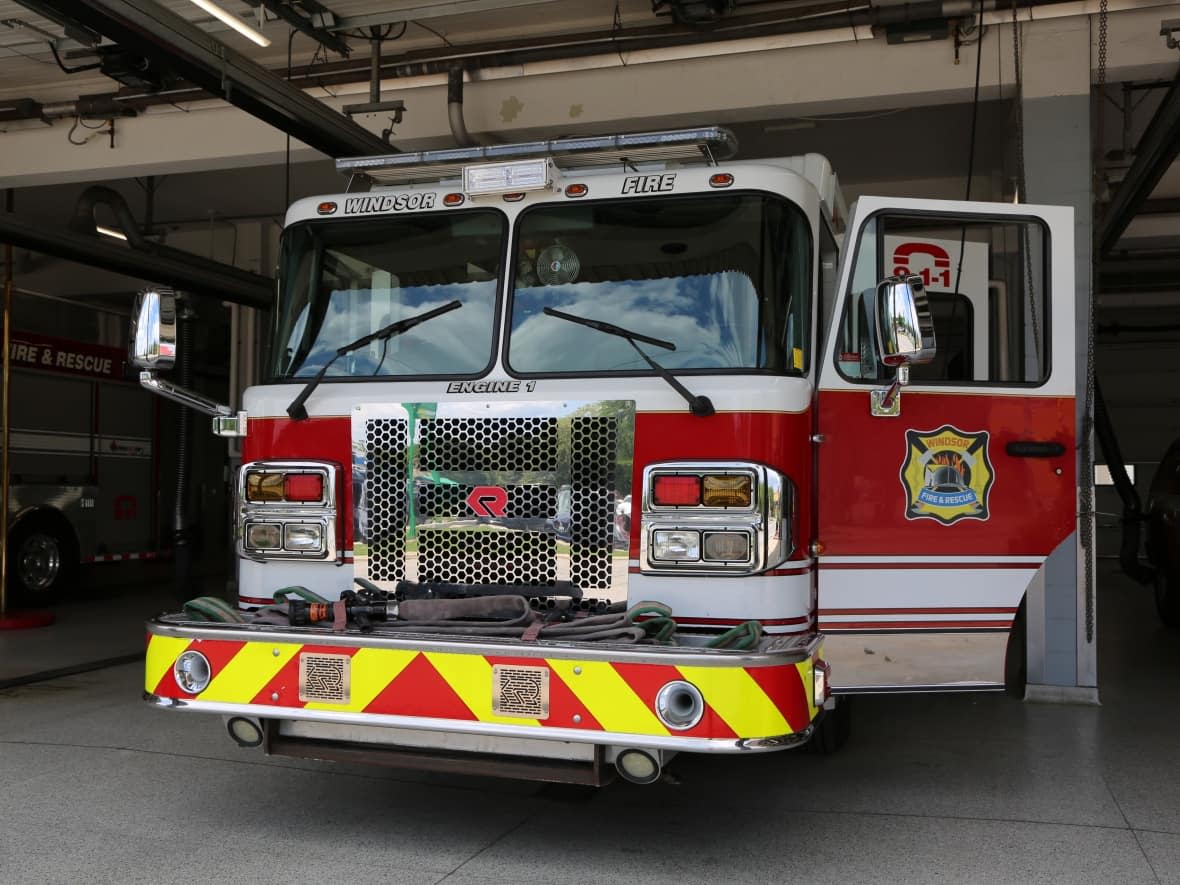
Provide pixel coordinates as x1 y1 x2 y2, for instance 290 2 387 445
336 126 738 187
463 158 553 195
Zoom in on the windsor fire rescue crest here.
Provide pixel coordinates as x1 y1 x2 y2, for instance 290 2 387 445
900 425 994 525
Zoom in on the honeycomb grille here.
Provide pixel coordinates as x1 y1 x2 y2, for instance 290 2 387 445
365 418 409 582
570 417 616 590
363 410 620 591
418 529 556 585
420 417 557 471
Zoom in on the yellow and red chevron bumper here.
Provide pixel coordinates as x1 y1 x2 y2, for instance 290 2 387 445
145 615 824 752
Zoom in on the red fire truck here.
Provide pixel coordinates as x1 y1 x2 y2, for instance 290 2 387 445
6 294 160 603
135 127 1076 785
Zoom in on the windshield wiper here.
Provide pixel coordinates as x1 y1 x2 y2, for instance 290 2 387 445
287 300 462 421
542 307 714 417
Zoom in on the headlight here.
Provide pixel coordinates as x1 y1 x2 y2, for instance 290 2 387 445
283 523 324 553
702 530 751 563
651 529 700 561
245 522 282 550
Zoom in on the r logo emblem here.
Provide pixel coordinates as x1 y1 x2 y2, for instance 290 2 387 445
467 486 508 518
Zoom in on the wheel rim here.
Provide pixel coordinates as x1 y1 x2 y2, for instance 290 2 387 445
17 532 61 593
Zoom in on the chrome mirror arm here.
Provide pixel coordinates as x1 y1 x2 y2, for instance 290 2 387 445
139 370 247 437
871 366 909 418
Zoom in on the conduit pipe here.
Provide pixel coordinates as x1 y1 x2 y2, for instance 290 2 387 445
447 66 478 148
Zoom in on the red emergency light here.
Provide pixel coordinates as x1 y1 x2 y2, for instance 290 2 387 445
652 475 701 506
284 473 324 502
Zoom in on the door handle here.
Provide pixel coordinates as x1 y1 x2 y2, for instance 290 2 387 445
1005 440 1066 458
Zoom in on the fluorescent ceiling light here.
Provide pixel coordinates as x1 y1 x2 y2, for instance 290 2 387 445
186 0 272 47
763 121 816 133
95 225 127 241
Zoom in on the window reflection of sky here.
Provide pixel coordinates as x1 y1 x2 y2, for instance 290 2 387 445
510 272 759 373
292 281 496 378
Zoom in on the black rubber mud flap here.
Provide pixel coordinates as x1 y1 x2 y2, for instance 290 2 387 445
1004 598 1028 698
808 696 852 755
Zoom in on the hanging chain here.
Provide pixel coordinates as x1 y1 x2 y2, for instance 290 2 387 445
1011 5 1043 367
1081 0 1109 644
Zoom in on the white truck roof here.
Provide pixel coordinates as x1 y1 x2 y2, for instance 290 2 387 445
335 127 845 231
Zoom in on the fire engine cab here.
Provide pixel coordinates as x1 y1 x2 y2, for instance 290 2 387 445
134 127 1076 785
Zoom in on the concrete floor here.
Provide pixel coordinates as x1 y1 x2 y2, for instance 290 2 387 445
0 561 1177 885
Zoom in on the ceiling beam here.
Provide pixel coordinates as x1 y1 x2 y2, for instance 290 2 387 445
27 0 391 158
0 213 273 307
1098 73 1180 256
329 0 567 29
1098 253 1180 294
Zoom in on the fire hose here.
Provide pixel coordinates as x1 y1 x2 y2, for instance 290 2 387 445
182 583 763 648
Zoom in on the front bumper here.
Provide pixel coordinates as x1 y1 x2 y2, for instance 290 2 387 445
145 614 825 754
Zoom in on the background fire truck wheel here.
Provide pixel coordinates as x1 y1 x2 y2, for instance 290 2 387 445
807 696 851 755
8 516 78 604
1154 570 1180 629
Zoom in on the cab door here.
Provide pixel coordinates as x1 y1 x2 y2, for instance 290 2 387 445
816 197 1075 691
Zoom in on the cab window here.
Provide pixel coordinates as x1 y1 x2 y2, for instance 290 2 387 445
835 213 1049 385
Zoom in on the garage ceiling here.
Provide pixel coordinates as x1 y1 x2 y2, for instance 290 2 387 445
0 0 1178 302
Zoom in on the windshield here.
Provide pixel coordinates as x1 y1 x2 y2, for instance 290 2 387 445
507 194 811 375
271 210 505 379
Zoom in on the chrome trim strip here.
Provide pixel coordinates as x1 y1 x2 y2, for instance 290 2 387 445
833 682 1001 694
147 615 819 668
143 693 808 754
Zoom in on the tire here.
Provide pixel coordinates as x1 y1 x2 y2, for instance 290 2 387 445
1155 570 1180 629
8 517 78 604
808 696 851 755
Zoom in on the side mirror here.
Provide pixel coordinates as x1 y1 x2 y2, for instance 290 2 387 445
873 275 936 367
130 288 177 370
128 286 245 436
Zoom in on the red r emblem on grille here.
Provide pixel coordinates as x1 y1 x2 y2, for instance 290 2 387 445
467 486 508 518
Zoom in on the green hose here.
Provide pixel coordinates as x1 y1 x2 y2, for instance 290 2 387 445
182 596 246 623
271 586 329 604
626 601 677 643
704 620 763 651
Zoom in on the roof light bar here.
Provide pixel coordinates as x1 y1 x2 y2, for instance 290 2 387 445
463 158 551 196
336 126 738 187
